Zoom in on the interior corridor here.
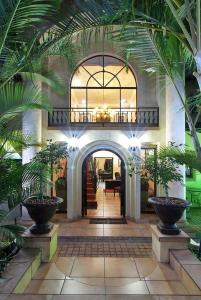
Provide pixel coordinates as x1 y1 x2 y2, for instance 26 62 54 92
87 182 121 217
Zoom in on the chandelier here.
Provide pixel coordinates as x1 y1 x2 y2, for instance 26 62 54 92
93 105 113 122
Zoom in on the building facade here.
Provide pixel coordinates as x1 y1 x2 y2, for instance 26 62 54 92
22 37 186 220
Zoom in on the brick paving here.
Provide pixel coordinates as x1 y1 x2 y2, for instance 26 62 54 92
58 236 152 257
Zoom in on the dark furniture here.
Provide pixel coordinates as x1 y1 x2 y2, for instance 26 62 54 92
105 179 121 193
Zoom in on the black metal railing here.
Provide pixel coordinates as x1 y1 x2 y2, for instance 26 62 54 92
48 107 159 127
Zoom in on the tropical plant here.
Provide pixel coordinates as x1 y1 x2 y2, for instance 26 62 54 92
145 151 183 198
22 140 69 202
159 143 201 173
128 149 183 197
0 0 64 266
104 0 201 159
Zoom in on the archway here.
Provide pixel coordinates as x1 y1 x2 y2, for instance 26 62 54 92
82 149 126 218
67 140 141 220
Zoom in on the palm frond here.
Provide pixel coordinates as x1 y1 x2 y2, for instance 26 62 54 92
0 224 26 246
0 0 56 55
0 83 51 124
159 145 201 172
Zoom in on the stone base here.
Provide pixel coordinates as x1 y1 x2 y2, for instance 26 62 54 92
22 225 58 262
151 225 190 263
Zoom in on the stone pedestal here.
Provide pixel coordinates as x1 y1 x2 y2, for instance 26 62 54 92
151 225 190 263
22 225 58 262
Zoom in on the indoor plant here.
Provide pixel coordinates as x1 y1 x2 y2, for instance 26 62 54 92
23 140 69 234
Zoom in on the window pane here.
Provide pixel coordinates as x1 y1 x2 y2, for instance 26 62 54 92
88 88 120 108
117 68 136 87
71 89 86 107
121 89 137 108
104 56 124 75
71 66 90 87
82 56 103 75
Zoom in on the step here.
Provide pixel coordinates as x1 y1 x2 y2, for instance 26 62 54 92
87 200 98 209
0 248 41 294
170 249 201 294
87 194 96 200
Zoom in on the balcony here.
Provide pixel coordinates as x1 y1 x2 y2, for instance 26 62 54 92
48 107 159 128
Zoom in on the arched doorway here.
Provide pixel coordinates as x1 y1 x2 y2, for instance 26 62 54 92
82 149 126 218
67 140 141 220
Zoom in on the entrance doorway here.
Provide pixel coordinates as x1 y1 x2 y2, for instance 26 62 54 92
82 150 125 218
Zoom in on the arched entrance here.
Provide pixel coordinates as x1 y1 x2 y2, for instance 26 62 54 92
82 149 126 218
67 140 141 220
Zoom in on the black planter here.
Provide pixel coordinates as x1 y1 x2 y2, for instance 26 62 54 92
23 196 63 234
148 197 191 235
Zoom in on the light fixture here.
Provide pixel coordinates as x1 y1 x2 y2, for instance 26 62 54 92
69 134 79 151
128 134 141 152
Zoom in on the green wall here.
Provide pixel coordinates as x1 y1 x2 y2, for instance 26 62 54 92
186 132 201 203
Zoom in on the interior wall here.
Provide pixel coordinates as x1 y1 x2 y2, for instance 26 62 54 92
93 150 120 178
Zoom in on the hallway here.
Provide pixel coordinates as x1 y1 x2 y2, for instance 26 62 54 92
87 182 121 218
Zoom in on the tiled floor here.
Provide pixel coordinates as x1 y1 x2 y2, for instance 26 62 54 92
87 182 121 217
21 256 200 297
13 194 201 299
58 236 152 257
54 216 155 237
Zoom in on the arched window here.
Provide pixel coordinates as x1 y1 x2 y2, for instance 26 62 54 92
70 55 137 110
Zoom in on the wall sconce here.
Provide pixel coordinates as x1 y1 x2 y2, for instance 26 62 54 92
69 134 79 151
128 134 141 152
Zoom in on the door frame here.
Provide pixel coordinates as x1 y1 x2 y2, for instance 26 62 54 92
82 149 126 217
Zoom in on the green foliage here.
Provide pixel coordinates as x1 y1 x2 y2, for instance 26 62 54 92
128 148 183 197
23 140 70 201
145 151 183 197
160 144 201 172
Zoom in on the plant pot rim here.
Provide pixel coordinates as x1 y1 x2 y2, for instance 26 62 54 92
23 196 63 207
148 196 191 208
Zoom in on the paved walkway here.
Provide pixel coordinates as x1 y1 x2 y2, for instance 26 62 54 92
14 256 200 298
58 236 152 257
52 214 157 237
10 214 201 299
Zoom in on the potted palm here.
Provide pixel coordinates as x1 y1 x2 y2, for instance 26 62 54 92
23 140 69 234
128 150 190 235
145 151 190 235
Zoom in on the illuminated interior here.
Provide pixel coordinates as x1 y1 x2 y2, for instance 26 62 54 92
70 55 137 122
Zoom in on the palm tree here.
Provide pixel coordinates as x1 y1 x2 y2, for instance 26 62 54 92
0 0 65 252
0 0 111 250
105 0 201 158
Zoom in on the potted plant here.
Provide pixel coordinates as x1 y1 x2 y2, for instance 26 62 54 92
146 150 191 235
128 150 190 235
23 140 69 234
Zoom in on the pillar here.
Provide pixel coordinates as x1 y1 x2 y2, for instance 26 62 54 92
22 109 42 164
165 76 186 200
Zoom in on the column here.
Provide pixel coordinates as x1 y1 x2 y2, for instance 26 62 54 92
22 109 42 164
67 151 77 219
165 76 186 200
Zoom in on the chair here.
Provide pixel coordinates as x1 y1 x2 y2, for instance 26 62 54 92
115 172 121 180
114 186 121 196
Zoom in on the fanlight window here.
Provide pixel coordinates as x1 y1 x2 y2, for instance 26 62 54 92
70 55 137 110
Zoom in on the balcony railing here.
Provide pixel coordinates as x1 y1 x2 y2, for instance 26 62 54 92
48 107 159 127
